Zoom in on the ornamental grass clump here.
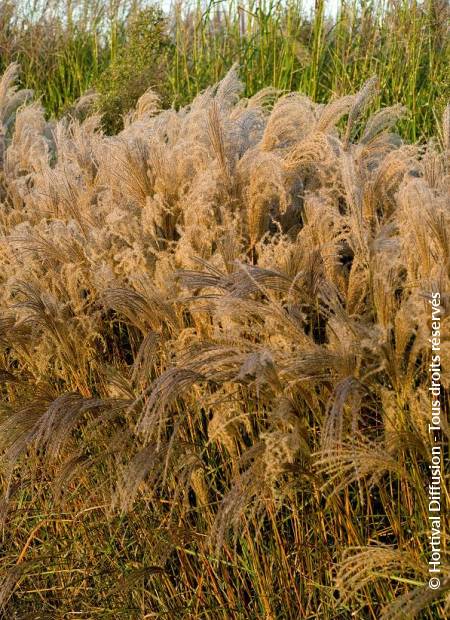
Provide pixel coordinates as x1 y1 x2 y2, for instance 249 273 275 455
0 64 448 618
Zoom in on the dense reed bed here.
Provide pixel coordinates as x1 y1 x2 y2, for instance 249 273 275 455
0 62 449 618
0 0 449 140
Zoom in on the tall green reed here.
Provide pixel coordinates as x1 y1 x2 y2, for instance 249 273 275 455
1 0 448 139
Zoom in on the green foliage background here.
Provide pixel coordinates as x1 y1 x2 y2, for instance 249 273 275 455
0 0 448 139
